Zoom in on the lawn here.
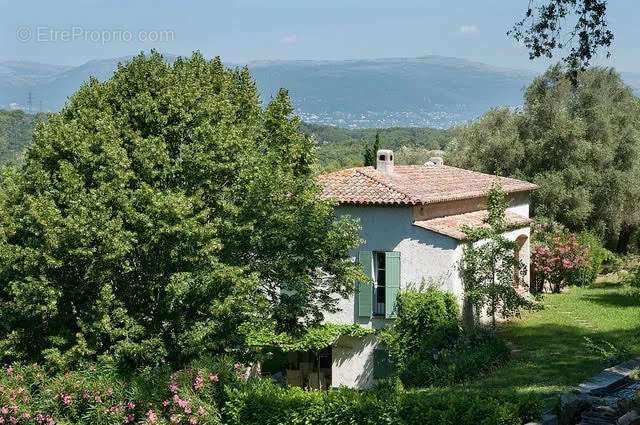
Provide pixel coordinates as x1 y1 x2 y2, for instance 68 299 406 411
469 281 640 402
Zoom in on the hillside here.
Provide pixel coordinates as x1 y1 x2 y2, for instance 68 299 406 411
0 55 539 128
0 110 449 170
303 122 451 170
0 110 47 164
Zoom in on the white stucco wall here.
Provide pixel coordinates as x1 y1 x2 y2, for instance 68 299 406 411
323 205 465 328
324 198 532 389
507 192 531 218
331 334 379 388
324 197 532 328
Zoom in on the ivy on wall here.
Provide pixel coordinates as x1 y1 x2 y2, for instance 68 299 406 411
244 323 375 352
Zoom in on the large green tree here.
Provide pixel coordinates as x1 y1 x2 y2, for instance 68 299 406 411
448 66 640 251
0 52 362 369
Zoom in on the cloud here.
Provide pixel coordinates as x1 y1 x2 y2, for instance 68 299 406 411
280 34 298 45
459 25 478 34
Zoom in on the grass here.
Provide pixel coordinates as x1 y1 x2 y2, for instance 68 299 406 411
469 281 640 402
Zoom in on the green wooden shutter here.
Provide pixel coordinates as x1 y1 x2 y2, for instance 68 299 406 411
357 251 373 318
385 251 401 319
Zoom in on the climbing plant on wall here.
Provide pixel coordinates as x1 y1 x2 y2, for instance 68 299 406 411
459 184 533 327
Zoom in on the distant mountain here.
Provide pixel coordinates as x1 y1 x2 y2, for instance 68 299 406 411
0 55 637 128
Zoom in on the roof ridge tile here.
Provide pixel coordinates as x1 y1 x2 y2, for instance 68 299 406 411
355 168 419 204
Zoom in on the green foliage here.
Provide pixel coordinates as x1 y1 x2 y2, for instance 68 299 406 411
448 66 640 252
583 336 630 365
362 131 381 167
510 0 612 72
0 52 363 369
399 388 542 425
0 357 239 425
302 122 451 171
577 232 616 284
0 110 48 164
460 185 532 326
244 323 374 353
531 222 607 292
224 379 399 425
224 378 542 425
383 289 460 366
0 359 542 424
382 289 509 388
625 267 640 288
398 327 510 388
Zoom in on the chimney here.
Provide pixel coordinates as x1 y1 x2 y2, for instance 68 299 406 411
376 149 394 174
425 157 444 166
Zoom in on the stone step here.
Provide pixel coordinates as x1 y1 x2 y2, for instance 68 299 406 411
578 357 640 397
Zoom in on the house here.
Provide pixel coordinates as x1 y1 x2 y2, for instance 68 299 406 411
308 149 538 389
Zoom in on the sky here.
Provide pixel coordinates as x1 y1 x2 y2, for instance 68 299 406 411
1 0 639 72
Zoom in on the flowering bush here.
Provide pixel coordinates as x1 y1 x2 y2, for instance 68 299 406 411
0 356 240 425
531 227 590 293
0 358 542 425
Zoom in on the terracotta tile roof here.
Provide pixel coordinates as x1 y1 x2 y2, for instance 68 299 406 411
413 210 532 240
318 165 537 206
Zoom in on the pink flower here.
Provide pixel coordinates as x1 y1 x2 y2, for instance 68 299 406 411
169 382 179 394
162 400 170 408
193 375 204 391
146 410 157 424
189 417 198 425
6 367 13 376
127 402 136 410
125 413 135 423
208 374 219 383
170 415 180 424
60 394 72 407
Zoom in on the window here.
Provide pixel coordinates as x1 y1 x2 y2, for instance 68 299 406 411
378 154 386 161
357 251 400 319
373 252 386 315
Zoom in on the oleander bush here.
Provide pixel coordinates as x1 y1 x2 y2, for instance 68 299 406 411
531 222 592 292
0 357 239 425
0 359 542 425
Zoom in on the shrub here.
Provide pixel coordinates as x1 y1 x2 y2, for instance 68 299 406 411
224 378 542 425
575 232 615 285
0 357 239 425
399 388 542 425
625 267 640 288
383 289 510 388
531 225 590 292
383 289 460 370
399 327 510 388
0 364 542 425
223 379 398 425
